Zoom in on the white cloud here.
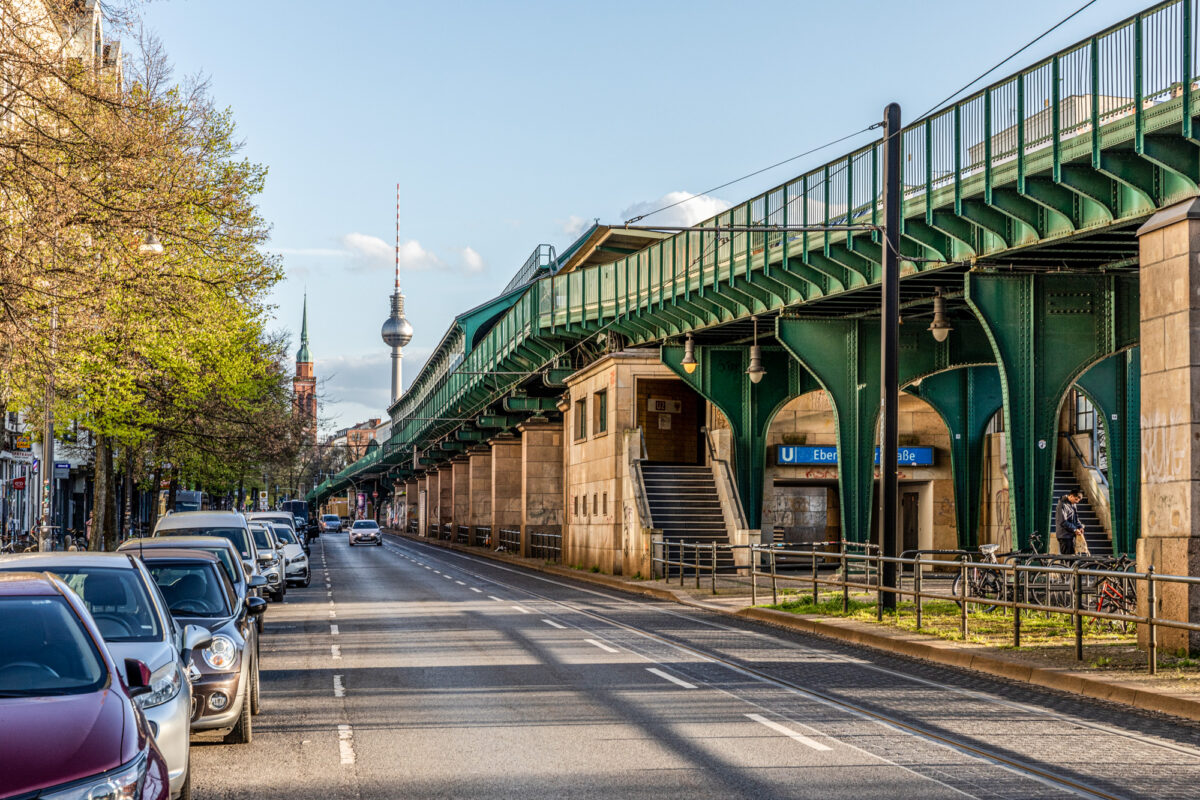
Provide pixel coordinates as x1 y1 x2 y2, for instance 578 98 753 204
459 246 485 273
560 215 590 238
317 347 433 428
620 191 732 228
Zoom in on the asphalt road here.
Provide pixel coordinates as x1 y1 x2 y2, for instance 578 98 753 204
190 534 1200 800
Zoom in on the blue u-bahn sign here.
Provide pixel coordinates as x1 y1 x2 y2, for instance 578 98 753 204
776 445 934 467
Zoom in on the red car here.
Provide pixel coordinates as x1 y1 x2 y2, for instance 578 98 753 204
0 571 170 800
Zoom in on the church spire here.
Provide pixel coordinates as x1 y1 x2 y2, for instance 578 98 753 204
297 292 311 364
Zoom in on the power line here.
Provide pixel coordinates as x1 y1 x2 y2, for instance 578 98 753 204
624 125 878 225
915 0 1099 122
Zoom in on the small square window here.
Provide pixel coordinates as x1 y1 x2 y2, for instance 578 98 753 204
593 390 608 434
574 397 587 441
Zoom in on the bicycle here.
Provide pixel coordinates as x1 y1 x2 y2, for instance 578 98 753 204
1093 555 1136 632
952 543 1005 612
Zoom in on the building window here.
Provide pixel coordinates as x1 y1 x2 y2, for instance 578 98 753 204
593 390 608 434
573 495 579 517
574 397 587 441
602 492 608 516
593 493 598 515
1074 392 1095 434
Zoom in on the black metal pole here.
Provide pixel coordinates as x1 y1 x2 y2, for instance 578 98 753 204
880 102 902 611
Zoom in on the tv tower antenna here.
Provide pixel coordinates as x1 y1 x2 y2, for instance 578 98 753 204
381 183 414 405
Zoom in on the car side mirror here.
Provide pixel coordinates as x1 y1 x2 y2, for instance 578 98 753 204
242 560 254 576
257 553 274 564
249 575 267 588
246 596 268 617
124 658 153 697
181 624 212 667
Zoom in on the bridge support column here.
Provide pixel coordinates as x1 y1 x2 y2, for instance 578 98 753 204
403 479 418 533
437 464 453 535
467 449 492 544
519 419 564 559
1136 200 1200 650
910 367 1004 550
415 475 429 536
965 271 1138 550
490 437 522 550
451 458 469 540
1075 349 1141 556
776 319 880 543
661 344 814 533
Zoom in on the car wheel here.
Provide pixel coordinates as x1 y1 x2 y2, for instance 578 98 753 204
301 570 311 588
250 655 261 715
178 766 192 800
224 689 252 744
376 540 382 546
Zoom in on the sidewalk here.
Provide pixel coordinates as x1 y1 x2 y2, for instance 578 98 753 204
388 530 1200 723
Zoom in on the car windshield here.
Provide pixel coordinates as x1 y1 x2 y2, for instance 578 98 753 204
250 527 273 550
0 566 163 643
323 516 339 523
198 547 242 586
0 596 106 696
158 527 251 559
146 562 232 618
352 521 379 529
274 526 297 544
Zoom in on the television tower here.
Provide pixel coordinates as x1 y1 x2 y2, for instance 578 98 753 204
381 184 414 404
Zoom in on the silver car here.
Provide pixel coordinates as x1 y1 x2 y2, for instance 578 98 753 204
248 523 286 602
349 519 382 546
0 552 210 799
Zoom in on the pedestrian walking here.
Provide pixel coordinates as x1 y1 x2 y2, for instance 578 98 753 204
1055 489 1085 555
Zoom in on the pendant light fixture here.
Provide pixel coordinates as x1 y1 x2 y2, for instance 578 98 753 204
681 333 697 374
928 289 952 343
746 316 766 384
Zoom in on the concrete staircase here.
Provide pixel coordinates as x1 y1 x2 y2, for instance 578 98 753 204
641 463 735 575
1051 469 1112 556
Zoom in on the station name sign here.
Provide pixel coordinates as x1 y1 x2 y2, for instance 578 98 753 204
776 445 934 467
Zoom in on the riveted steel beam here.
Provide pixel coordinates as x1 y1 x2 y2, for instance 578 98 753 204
503 395 559 413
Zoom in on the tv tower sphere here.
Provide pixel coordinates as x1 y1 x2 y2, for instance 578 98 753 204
381 293 413 347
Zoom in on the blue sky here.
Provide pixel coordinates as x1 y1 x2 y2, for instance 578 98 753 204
139 0 1152 432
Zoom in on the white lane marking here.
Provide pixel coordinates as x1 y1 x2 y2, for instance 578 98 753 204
489 595 504 602
434 571 442 575
746 713 832 752
585 638 620 654
331 645 341 660
424 566 431 570
455 580 466 585
330 624 339 636
338 724 356 765
647 667 697 689
329 610 336 619
333 675 345 698
543 619 567 629
443 575 453 581
470 587 482 593
512 605 531 614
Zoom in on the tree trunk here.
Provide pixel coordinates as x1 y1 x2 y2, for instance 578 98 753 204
93 435 117 551
168 467 178 513
148 464 162 532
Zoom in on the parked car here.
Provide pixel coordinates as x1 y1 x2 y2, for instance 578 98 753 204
279 499 314 537
0 553 210 799
0 571 172 800
248 523 286 602
267 523 310 587
349 519 382 546
247 511 308 554
139 549 266 744
118 536 267 649
340 516 352 531
321 514 342 533
153 511 261 582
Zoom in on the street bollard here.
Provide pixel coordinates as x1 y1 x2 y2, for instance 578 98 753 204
1073 564 1084 661
1147 566 1157 675
770 548 778 606
913 556 923 630
877 551 884 622
711 542 717 594
959 555 968 640
680 544 685 587
811 549 819 607
751 545 758 605
695 544 701 590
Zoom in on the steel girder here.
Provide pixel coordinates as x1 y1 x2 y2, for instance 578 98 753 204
965 271 1139 550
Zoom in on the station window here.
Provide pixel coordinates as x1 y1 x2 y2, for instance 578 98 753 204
574 397 587 441
1074 392 1095 434
593 390 608 434
602 492 608 516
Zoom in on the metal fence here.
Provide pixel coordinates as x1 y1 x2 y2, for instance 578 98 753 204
651 541 1191 673
474 526 490 547
456 525 470 544
498 528 521 552
528 531 562 562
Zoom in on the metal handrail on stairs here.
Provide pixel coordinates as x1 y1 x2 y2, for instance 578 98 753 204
700 426 749 531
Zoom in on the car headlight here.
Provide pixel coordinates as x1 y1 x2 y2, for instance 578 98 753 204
202 634 239 671
40 752 146 799
133 663 182 709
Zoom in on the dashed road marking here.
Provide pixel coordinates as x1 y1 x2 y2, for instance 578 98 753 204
333 674 345 697
512 605 531 614
330 624 340 636
338 724 356 765
455 580 466 585
746 713 832 751
470 587 482 593
489 595 504 602
585 638 619 654
647 667 697 689
543 619 567 629
331 644 341 660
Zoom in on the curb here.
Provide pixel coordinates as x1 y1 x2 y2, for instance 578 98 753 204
386 531 1200 723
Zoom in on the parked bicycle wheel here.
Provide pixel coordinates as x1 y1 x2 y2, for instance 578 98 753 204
1095 578 1135 633
952 567 1003 613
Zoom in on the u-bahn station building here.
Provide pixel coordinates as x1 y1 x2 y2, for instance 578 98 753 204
312 4 1200 648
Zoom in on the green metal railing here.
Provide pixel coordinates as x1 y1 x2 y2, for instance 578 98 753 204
314 0 1198 504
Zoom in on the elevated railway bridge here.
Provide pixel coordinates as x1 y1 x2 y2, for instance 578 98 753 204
312 0 1200 647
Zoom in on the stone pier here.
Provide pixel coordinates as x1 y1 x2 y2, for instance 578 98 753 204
520 419 564 559
451 458 470 539
490 436 522 550
468 449 492 543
